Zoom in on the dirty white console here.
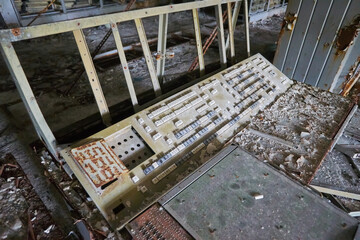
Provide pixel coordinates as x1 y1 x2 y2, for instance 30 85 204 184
60 53 293 229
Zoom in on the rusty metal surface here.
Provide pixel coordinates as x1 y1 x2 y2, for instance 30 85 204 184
272 0 301 69
341 57 360 96
70 139 128 188
320 0 360 92
274 0 360 93
10 28 21 36
336 16 360 53
127 203 193 240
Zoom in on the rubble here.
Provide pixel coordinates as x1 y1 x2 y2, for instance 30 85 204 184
0 154 64 240
234 82 352 183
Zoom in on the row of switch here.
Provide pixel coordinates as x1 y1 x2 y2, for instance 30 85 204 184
235 85 267 111
174 111 216 140
148 103 258 184
200 79 220 92
223 62 249 79
151 114 229 185
166 91 197 108
143 115 223 176
215 115 241 136
147 91 198 120
152 132 219 184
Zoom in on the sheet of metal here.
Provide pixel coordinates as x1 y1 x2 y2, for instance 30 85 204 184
274 0 360 93
0 0 240 42
192 8 205 76
158 145 236 205
303 0 351 87
215 4 227 68
281 0 316 77
354 224 360 239
0 42 58 158
134 18 162 97
0 0 22 27
235 82 353 184
111 22 139 108
273 0 302 69
341 58 360 96
73 29 112 126
330 105 358 151
104 127 155 171
163 146 358 240
70 139 128 190
329 33 360 94
317 0 360 90
126 203 193 240
292 0 334 82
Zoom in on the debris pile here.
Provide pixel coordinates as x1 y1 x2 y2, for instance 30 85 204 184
235 82 352 183
39 150 119 239
0 154 64 240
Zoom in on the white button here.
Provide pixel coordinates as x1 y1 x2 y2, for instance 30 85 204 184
131 175 140 184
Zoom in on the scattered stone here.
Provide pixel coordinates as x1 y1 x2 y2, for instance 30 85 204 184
235 83 351 183
296 156 308 168
300 132 310 138
252 193 264 200
11 218 23 231
44 224 55 234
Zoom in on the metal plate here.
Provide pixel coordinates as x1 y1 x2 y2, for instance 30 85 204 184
163 146 358 240
127 203 193 240
105 127 155 170
70 139 128 189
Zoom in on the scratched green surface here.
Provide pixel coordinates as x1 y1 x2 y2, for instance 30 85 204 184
166 147 358 240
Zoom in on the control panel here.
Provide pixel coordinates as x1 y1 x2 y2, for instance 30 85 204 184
60 54 293 229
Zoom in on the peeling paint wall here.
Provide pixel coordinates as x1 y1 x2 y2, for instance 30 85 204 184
336 16 360 52
273 0 360 93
